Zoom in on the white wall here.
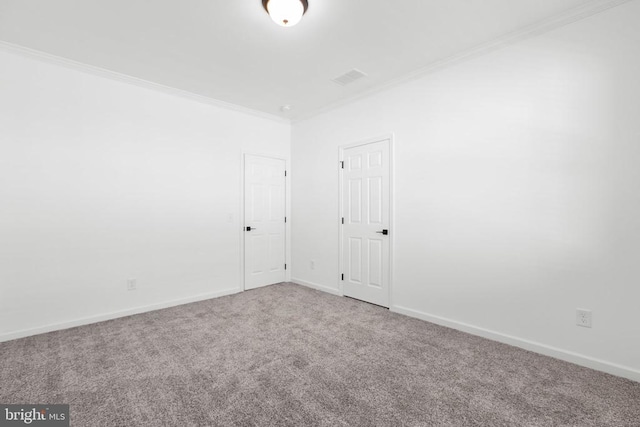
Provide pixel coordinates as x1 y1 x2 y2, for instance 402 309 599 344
291 2 640 380
0 47 290 340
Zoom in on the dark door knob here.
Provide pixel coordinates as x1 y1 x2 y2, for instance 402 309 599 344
246 226 256 231
376 229 389 235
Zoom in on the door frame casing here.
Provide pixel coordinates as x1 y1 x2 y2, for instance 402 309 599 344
240 152 290 292
338 134 395 307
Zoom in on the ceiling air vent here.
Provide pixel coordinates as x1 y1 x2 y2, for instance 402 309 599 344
332 69 367 86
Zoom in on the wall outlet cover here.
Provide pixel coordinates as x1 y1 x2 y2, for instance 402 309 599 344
576 309 592 328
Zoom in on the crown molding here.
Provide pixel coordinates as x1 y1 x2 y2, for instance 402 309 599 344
292 0 633 123
0 40 289 125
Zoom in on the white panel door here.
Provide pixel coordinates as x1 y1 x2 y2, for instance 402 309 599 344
342 139 390 307
244 155 286 290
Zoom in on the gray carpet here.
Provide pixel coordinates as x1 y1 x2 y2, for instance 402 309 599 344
1 283 639 426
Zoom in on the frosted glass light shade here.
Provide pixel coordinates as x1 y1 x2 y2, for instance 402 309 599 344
264 0 307 27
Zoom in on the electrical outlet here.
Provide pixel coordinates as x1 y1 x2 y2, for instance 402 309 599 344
127 279 137 291
310 260 315 270
576 309 592 328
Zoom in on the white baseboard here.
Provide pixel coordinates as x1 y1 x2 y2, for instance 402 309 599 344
0 287 241 343
391 305 640 383
291 278 342 296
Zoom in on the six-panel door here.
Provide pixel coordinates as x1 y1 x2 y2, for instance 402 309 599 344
342 139 390 307
244 155 286 290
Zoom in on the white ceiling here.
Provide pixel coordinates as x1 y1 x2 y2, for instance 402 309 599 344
0 0 606 120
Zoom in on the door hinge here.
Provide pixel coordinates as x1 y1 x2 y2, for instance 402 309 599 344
285 216 287 223
341 273 344 281
284 170 287 177
285 264 287 270
340 161 344 169
341 217 344 224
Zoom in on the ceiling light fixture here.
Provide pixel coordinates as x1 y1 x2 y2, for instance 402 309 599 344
262 0 308 27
